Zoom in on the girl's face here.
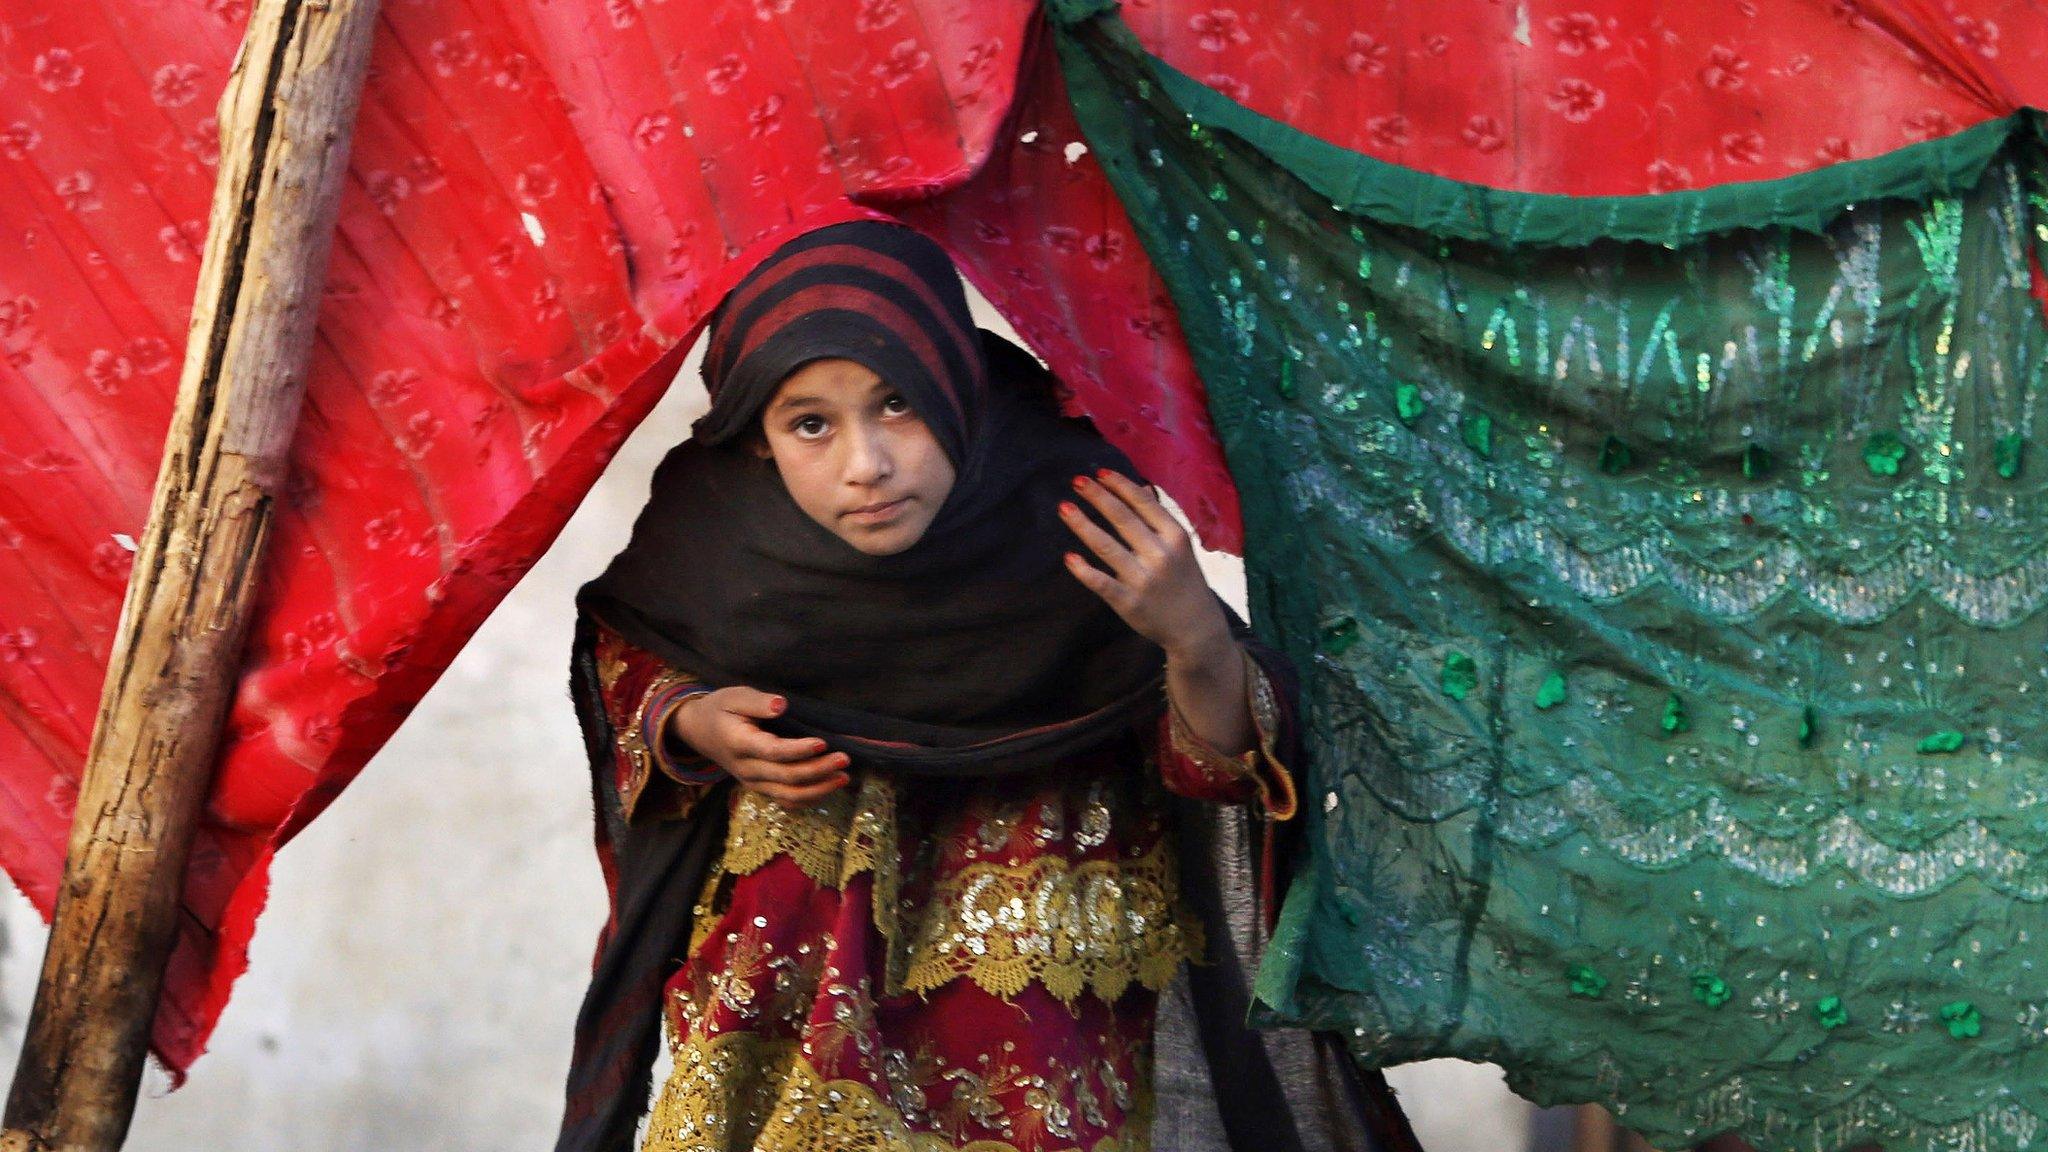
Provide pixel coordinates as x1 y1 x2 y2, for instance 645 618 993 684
758 357 957 556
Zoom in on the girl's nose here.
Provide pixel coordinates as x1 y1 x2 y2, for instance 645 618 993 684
843 424 893 484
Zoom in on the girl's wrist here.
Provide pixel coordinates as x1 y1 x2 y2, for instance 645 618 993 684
1163 614 1237 675
667 690 713 752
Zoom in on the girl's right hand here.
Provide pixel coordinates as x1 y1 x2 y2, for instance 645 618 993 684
668 687 851 809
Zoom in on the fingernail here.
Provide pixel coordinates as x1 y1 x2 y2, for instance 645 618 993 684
1064 551 1081 565
1071 475 1090 491
771 696 786 713
1097 468 1117 481
1059 501 1078 516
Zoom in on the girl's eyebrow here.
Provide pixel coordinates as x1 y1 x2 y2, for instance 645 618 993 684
768 392 827 413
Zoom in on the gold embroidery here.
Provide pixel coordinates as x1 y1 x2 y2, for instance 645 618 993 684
643 1030 1147 1152
619 669 696 787
701 781 1198 1004
901 838 1201 1004
595 640 629 695
712 778 905 978
721 777 892 890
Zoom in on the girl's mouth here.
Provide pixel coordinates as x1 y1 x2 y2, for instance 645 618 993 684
844 497 908 523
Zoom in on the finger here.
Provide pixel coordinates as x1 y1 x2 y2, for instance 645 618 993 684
719 686 787 721
1071 475 1162 558
1064 550 1132 609
733 725 832 764
1059 500 1139 576
1091 469 1184 540
756 774 853 809
743 751 851 785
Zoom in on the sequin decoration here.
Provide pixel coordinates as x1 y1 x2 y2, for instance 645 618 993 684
1441 652 1478 700
1568 965 1608 999
1942 1001 1983 1040
1692 973 1732 1009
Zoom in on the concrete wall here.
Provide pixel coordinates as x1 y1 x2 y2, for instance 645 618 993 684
0 305 1540 1151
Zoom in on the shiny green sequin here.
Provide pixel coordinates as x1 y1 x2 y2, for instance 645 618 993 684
1998 433 2026 479
1816 996 1849 1029
1799 705 1817 748
1917 730 1967 754
1567 965 1607 999
1394 383 1425 426
1691 973 1731 1009
1535 672 1568 710
1462 412 1493 458
1661 693 1689 735
1941 1001 1982 1039
1440 652 1478 700
1865 432 1910 476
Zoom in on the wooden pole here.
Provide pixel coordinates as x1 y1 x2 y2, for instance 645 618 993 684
3 0 380 1147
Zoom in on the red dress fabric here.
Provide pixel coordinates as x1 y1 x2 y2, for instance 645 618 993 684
0 0 2044 1073
589 623 1294 1150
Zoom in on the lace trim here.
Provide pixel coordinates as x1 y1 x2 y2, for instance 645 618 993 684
644 1031 1144 1152
721 778 893 891
1498 778 2048 899
1286 467 2048 628
706 779 907 983
1328 703 2048 899
1670 1076 2048 1152
901 838 1202 1004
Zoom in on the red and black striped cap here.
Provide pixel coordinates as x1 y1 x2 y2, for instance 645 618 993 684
694 221 987 466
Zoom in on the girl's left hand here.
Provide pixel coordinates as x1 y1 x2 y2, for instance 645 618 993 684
1060 470 1232 661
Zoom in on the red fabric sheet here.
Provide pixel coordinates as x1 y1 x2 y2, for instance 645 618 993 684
0 0 2041 1075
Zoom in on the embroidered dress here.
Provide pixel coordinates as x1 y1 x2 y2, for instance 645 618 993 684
591 623 1297 1152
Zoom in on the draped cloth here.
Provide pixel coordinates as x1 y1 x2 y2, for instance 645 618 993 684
1054 3 2048 1149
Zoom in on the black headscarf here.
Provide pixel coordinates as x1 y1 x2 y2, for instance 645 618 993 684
579 221 1165 773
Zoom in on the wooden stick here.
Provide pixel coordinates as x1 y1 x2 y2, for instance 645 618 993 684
3 0 380 1147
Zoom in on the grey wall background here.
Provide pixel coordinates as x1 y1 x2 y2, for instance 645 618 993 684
0 302 1540 1151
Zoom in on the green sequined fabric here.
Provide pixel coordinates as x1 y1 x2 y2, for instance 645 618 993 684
1055 8 2048 1151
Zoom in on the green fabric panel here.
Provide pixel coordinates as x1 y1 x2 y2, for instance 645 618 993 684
1057 7 2048 1151
1153 57 2026 249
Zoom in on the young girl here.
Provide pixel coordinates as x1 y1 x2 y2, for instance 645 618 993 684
556 222 1298 1152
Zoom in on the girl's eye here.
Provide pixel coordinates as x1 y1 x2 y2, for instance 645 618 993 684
880 394 912 417
792 415 829 439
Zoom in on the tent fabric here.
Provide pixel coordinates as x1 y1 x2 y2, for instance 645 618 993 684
1 0 2046 1081
1055 4 2048 1148
0 0 1041 1074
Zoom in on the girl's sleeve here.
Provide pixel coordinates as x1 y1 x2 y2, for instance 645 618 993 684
1156 645 1300 820
592 624 724 823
